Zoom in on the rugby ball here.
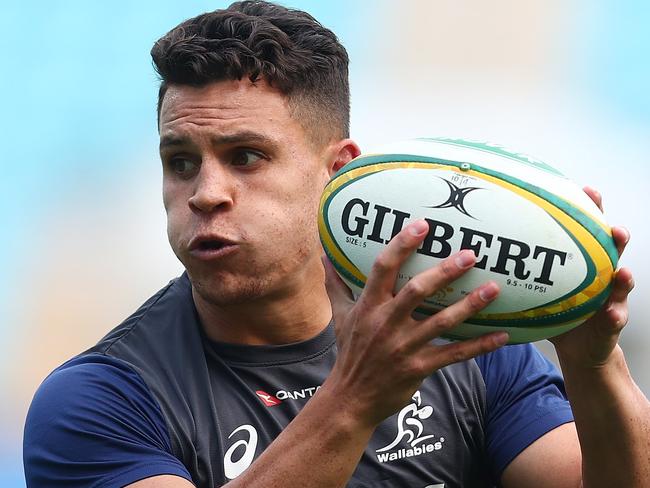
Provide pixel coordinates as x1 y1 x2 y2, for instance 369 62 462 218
318 138 618 343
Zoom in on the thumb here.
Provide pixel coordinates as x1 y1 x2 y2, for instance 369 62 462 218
321 254 355 324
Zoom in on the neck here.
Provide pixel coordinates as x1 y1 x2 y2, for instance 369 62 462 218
193 265 332 346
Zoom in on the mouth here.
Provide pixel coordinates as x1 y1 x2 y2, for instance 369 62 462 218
197 240 227 251
188 236 238 260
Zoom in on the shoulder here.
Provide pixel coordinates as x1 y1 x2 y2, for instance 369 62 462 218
90 273 193 355
27 354 164 429
24 353 192 487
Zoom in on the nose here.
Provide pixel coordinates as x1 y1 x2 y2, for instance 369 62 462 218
187 161 234 213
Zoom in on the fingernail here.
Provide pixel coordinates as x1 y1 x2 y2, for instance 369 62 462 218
621 227 630 244
409 219 429 236
493 332 509 346
479 282 499 301
455 250 476 269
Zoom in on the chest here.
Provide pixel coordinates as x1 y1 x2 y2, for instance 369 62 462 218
195 353 491 488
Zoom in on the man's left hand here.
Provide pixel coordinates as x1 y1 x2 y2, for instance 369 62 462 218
550 186 635 367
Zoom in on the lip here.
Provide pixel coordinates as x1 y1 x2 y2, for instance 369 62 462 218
187 234 239 261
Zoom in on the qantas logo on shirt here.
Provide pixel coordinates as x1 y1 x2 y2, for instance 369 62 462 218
255 390 281 407
255 385 321 407
376 391 445 463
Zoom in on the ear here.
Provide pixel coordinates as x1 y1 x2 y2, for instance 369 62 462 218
328 139 361 177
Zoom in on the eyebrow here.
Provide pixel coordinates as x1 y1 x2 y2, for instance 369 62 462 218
159 131 279 151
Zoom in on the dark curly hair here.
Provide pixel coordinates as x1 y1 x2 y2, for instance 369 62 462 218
151 1 350 145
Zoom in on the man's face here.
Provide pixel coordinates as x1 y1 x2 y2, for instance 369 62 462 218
159 80 334 305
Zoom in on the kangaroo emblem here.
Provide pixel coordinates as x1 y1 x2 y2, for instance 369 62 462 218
377 391 436 453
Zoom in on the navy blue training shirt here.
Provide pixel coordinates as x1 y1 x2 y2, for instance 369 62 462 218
24 273 574 487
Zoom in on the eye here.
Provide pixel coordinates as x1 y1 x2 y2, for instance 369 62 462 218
169 158 199 178
231 149 265 167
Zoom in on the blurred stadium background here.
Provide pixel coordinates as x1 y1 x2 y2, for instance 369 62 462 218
2 0 648 484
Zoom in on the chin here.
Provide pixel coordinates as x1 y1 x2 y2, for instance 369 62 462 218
188 269 271 306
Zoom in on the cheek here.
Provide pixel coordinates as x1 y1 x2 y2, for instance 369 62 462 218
293 171 325 227
162 184 188 247
165 213 183 261
274 192 321 251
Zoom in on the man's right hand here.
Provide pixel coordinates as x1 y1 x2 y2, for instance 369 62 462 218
131 220 511 488
323 218 509 428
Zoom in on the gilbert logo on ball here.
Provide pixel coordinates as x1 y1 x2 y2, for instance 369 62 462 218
318 138 618 343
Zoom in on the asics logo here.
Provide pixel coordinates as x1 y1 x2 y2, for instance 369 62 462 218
224 424 258 480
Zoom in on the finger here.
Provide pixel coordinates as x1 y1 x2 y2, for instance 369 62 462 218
589 267 633 336
322 254 355 324
591 298 629 338
390 250 477 319
611 226 630 257
413 281 500 343
362 219 429 304
608 267 634 304
418 331 509 373
602 302 629 335
583 185 603 212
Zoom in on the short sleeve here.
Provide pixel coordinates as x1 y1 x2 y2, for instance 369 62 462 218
475 344 574 480
23 354 194 487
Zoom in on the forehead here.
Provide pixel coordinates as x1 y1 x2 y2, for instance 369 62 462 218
159 79 299 139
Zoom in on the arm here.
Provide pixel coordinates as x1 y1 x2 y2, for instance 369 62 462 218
554 266 650 487
502 278 649 488
560 344 650 487
501 189 650 488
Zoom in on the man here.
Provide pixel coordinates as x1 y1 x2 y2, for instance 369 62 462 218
23 1 649 487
